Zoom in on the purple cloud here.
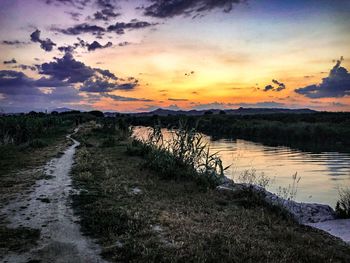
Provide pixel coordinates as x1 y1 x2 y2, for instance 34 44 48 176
295 57 350 98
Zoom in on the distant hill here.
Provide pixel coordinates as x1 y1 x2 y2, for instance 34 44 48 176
129 107 317 117
51 107 76 113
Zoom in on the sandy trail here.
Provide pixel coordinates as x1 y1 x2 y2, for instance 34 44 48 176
1 130 107 263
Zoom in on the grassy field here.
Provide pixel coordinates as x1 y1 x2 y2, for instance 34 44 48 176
70 123 350 262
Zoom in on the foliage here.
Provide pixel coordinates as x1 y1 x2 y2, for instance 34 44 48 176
128 122 229 188
0 112 96 146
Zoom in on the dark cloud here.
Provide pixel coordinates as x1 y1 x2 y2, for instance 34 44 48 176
295 57 350 98
143 0 243 18
107 21 157 35
185 70 195 76
40 52 95 83
38 53 137 93
2 40 28 46
104 94 153 102
58 45 76 53
272 79 286 91
53 23 105 36
0 52 141 110
39 53 119 88
94 68 118 80
96 0 118 9
263 79 286 92
80 78 118 92
3 59 17 64
80 77 138 93
0 69 81 111
93 8 120 21
87 41 113 51
13 64 38 71
43 0 91 9
0 70 40 95
30 29 56 52
118 41 131 47
117 83 138 90
65 11 82 21
168 98 188 101
263 85 274 92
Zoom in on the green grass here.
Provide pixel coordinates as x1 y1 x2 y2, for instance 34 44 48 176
70 124 350 262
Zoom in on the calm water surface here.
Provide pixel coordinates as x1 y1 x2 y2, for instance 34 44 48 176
133 127 350 207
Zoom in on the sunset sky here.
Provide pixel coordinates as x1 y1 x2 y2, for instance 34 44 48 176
0 0 350 112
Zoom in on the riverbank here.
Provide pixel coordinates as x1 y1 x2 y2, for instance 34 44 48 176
70 123 350 262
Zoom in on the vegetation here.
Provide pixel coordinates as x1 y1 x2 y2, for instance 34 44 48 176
127 112 350 152
69 122 350 262
127 123 229 188
277 173 301 201
336 188 350 219
236 168 271 189
1 114 350 262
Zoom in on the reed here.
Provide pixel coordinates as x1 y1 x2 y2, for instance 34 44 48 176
128 122 230 187
336 187 350 218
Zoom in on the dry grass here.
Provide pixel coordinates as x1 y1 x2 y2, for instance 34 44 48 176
71 127 350 263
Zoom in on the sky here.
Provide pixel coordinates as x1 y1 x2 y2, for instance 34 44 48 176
0 0 350 113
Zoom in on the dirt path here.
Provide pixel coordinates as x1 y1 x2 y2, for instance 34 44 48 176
1 130 107 263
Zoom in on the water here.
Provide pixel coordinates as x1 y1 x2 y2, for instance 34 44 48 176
133 126 350 208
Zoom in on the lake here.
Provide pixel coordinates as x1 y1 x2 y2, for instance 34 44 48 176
133 126 350 208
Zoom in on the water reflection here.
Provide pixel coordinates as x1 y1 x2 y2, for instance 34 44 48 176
133 127 350 207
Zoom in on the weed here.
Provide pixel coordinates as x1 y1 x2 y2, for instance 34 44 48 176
129 123 230 187
237 168 271 189
277 172 301 201
335 187 350 218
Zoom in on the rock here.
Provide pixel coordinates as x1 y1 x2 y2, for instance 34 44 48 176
130 187 142 195
217 181 336 224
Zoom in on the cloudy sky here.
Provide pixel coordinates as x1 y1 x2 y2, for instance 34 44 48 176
0 0 350 112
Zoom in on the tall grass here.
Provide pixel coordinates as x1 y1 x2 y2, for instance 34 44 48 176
0 113 95 146
128 123 230 187
237 168 271 189
277 172 301 201
336 188 350 218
